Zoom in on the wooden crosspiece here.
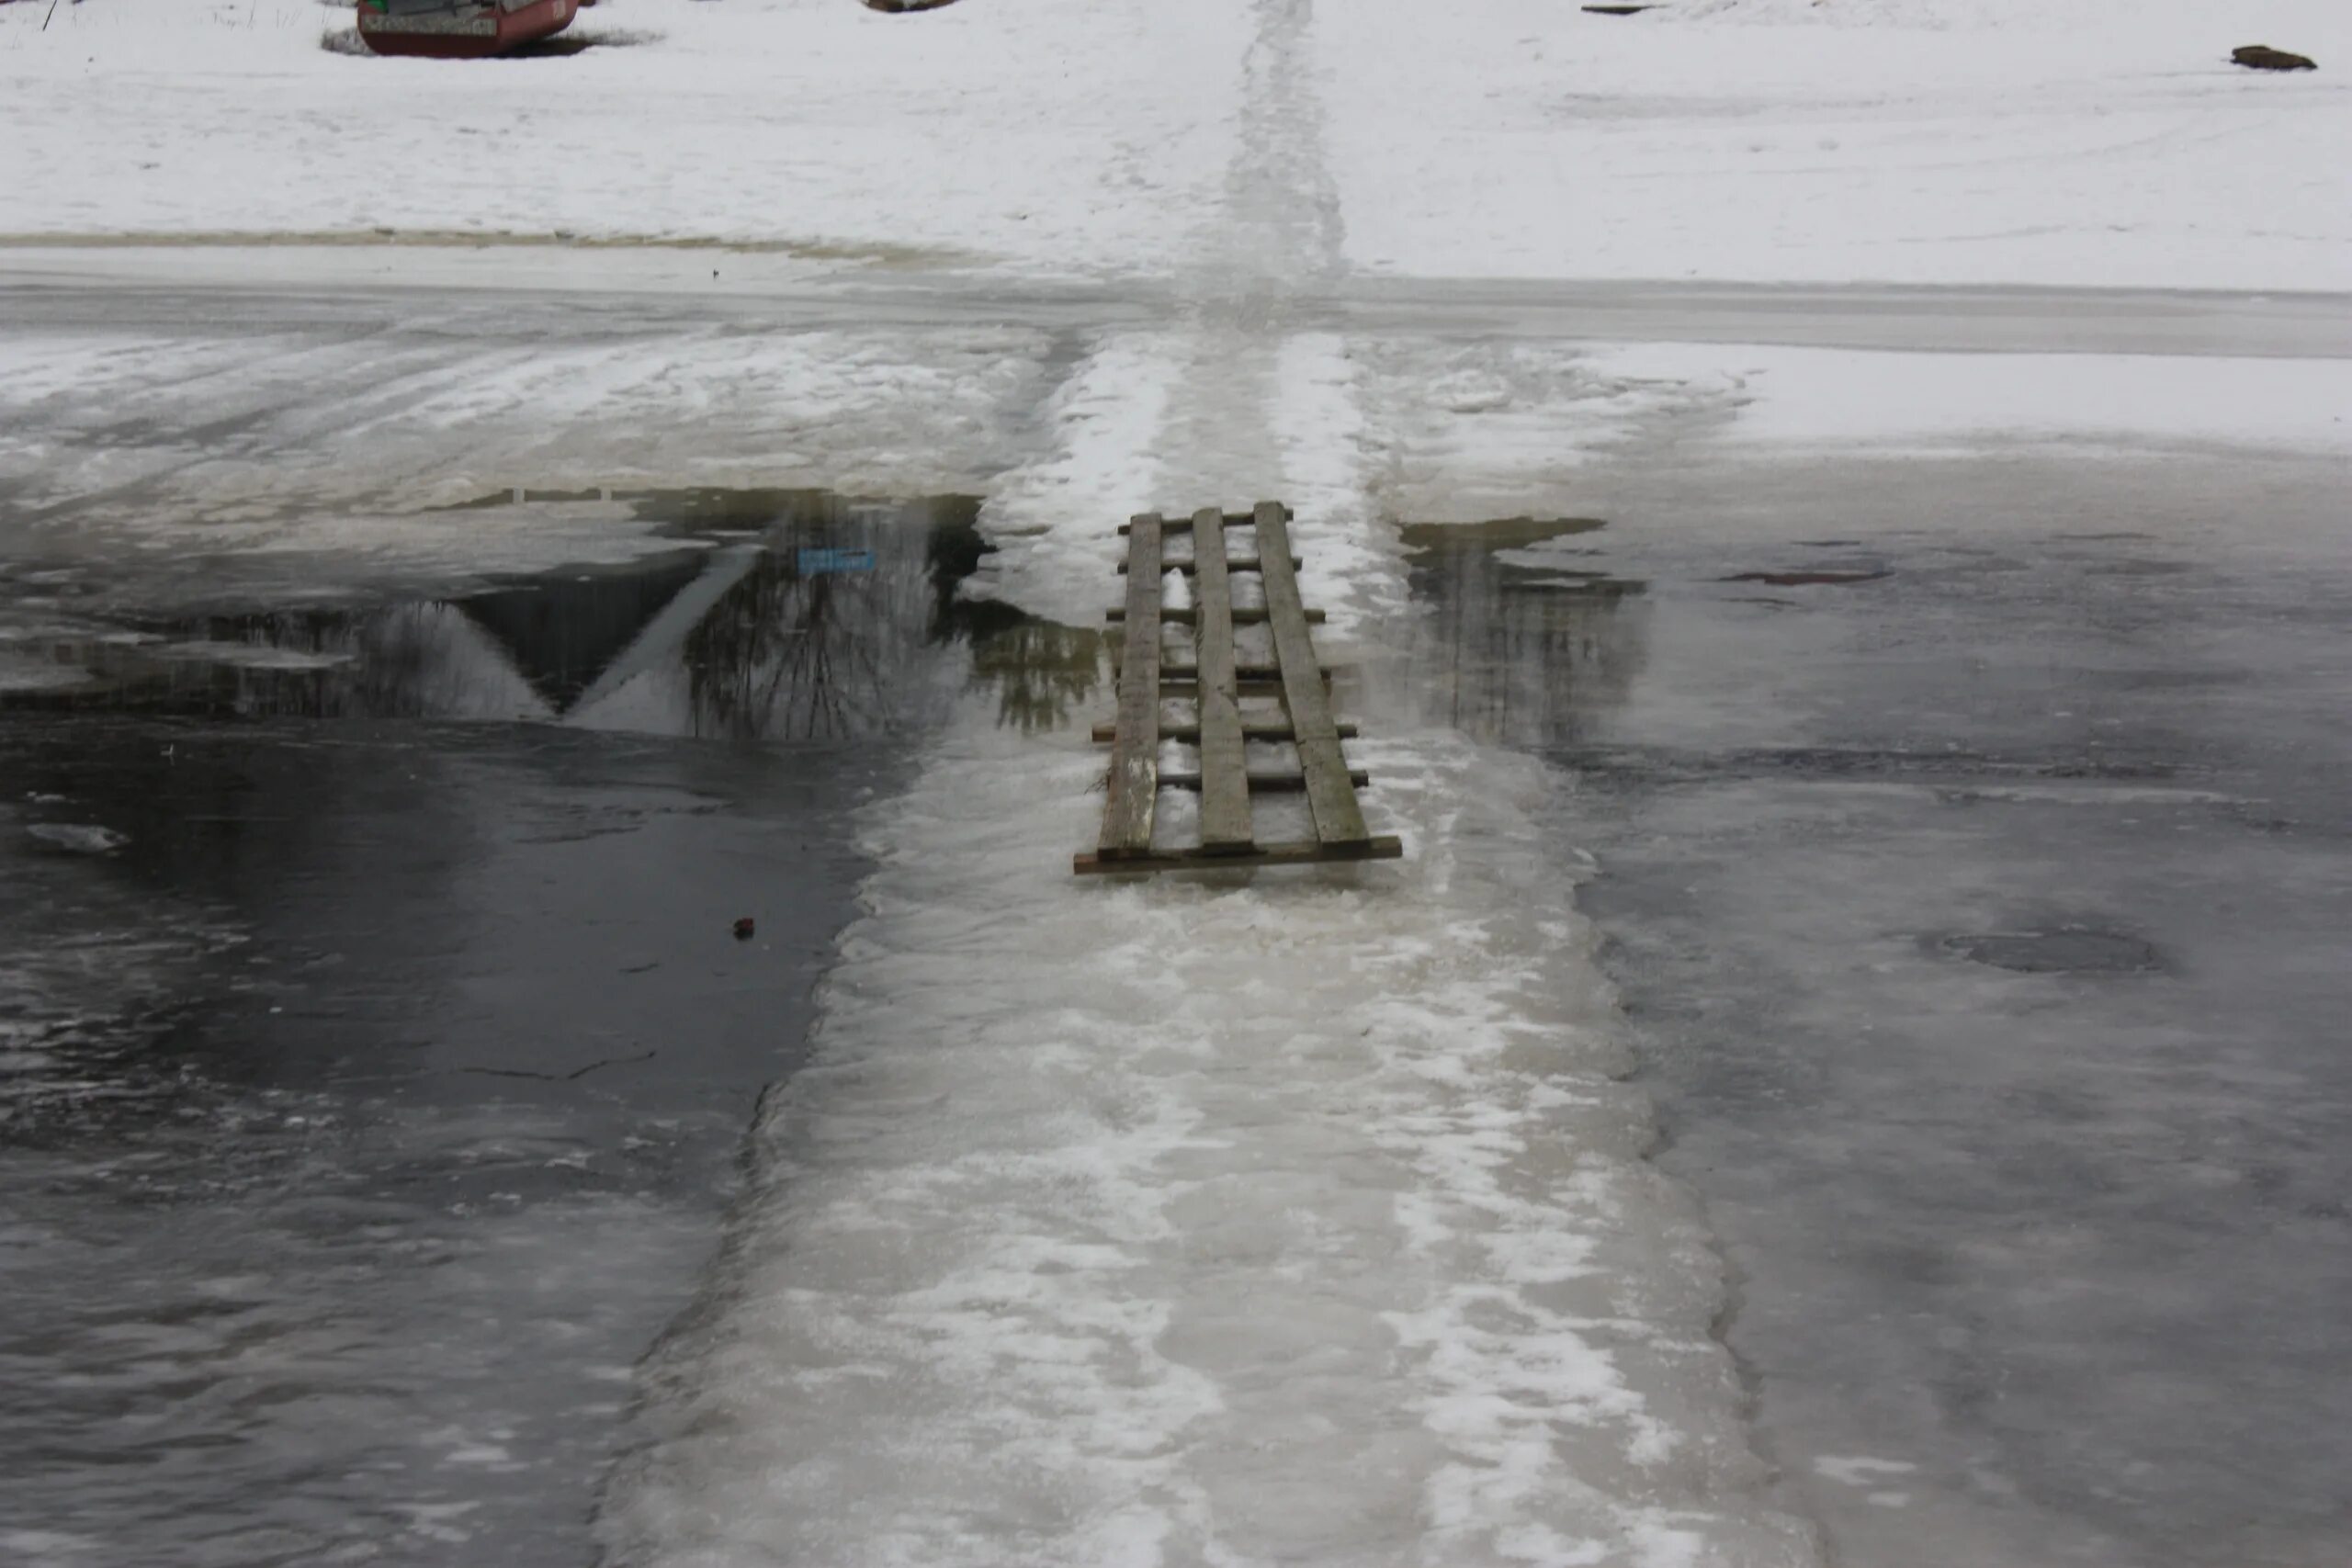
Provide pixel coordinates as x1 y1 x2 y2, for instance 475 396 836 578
1075 503 1405 875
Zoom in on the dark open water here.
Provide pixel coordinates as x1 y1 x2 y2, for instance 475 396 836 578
0 491 1102 1568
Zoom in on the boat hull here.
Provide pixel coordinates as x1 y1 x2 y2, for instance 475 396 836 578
356 0 577 59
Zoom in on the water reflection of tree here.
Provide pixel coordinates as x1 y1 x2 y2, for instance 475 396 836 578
922 520 1104 735
1410 534 1650 750
679 519 1106 741
348 606 501 718
198 605 537 723
8 610 433 723
684 555 920 741
16 493 1107 739
967 621 1103 735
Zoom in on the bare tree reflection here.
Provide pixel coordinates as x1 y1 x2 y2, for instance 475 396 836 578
678 499 1105 740
682 548 935 741
1407 519 1650 750
967 621 1104 735
9 491 1104 739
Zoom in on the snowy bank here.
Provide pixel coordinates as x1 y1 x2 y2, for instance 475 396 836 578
3 0 2348 288
1323 0 2352 288
0 0 1248 279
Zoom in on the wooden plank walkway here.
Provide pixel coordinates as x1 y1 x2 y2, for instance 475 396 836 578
1075 502 1404 876
1190 505 1252 854
1097 510 1163 860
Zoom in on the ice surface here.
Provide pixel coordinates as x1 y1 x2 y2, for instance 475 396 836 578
1416 443 2352 1567
10 268 2344 1568
0 654 95 693
1580 344 2352 456
0 315 1064 599
595 704 1815 1568
0 715 895 1568
24 823 129 854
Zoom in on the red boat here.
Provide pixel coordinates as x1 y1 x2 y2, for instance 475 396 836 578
356 0 579 59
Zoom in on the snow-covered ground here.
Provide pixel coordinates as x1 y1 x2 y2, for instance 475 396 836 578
1324 0 2352 288
3 0 2348 288
1 0 1249 277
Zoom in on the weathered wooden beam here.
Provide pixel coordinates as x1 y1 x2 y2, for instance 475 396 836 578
1120 556 1301 575
1106 604 1325 626
1098 513 1164 859
1254 502 1370 847
1189 506 1254 855
1073 835 1406 875
1109 656 1331 683
1120 513 1251 536
1161 769 1370 792
1159 672 1330 694
1090 720 1358 743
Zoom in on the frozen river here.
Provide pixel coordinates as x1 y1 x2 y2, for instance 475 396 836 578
2 269 2347 1567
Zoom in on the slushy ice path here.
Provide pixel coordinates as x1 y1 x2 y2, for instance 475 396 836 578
601 4 1809 1563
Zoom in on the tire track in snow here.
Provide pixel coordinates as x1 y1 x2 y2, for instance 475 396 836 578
1152 0 1345 513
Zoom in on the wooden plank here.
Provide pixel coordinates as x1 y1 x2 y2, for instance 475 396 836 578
1161 769 1370 792
1120 556 1300 575
1194 678 1314 699
1098 513 1164 859
1118 513 1261 536
1074 835 1405 876
1111 658 1330 684
1254 502 1370 846
1189 506 1254 853
1092 720 1357 743
1106 604 1324 626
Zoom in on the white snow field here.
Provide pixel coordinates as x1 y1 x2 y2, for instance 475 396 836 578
2 0 2347 288
1322 0 2352 288
5 3 2349 1567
